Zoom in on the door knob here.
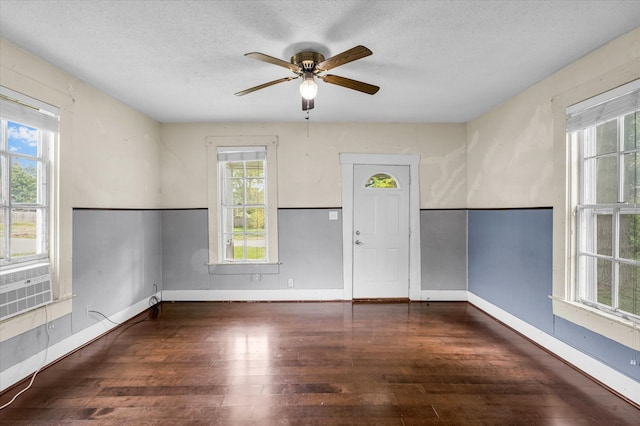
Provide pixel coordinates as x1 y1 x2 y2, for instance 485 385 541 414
355 240 363 245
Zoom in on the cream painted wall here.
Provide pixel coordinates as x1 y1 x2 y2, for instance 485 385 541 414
466 27 640 209
0 37 162 338
70 85 162 209
160 122 466 209
1 38 163 209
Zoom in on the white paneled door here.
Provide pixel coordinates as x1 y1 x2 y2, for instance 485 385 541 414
352 164 410 299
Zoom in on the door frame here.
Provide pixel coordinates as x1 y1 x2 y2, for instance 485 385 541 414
340 153 421 300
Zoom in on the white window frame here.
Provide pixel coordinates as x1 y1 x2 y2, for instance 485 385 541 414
572 105 640 322
206 136 279 268
218 146 268 263
0 86 57 269
552 77 640 352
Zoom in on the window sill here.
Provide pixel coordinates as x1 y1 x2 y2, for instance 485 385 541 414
551 298 640 351
0 260 50 274
207 262 280 275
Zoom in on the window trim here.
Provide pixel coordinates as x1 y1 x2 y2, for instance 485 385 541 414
552 75 640 351
205 136 279 269
218 146 268 263
0 68 73 343
0 86 57 268
573 109 640 322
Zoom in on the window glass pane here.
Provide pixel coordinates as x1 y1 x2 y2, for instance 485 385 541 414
232 207 245 232
10 208 37 258
231 233 245 260
246 207 265 231
221 207 233 235
222 178 244 205
624 112 639 151
11 158 38 204
7 121 38 157
246 160 264 178
225 161 244 178
246 235 266 260
619 263 640 316
245 178 264 204
619 213 640 261
622 152 639 203
579 210 612 256
365 173 398 188
596 119 618 155
596 156 617 204
596 214 612 257
597 258 612 307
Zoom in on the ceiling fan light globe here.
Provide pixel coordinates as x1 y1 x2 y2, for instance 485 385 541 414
300 79 318 100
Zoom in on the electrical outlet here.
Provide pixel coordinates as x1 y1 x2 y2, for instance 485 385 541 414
631 359 638 366
48 322 55 329
287 278 294 287
85 305 91 317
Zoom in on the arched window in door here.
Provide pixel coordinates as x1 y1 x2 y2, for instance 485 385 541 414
365 173 398 189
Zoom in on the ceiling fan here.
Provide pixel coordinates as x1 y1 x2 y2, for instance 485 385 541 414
234 45 380 111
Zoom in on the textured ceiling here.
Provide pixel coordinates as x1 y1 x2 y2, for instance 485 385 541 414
1 0 639 123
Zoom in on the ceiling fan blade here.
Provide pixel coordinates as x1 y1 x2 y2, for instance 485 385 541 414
321 74 380 95
245 52 300 73
316 45 372 71
234 76 297 96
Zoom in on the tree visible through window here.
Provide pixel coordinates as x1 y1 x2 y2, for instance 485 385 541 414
569 81 640 320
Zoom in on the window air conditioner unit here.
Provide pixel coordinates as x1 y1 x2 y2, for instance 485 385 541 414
0 264 52 321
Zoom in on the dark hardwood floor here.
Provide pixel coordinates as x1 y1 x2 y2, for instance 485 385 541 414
1 301 638 425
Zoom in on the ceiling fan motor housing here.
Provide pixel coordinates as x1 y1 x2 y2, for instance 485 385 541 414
235 45 378 99
291 51 325 71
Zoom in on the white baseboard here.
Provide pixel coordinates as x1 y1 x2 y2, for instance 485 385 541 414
0 293 158 393
163 289 469 303
467 292 640 406
421 290 468 301
162 288 346 302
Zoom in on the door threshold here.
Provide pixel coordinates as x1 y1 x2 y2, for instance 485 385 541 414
352 298 410 304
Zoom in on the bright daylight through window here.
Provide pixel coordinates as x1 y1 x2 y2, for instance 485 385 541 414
0 87 57 267
568 80 640 321
218 147 267 262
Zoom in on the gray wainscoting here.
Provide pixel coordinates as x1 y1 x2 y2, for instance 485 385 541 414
72 209 162 332
420 209 467 291
0 314 71 374
468 208 553 333
161 208 344 291
468 208 639 381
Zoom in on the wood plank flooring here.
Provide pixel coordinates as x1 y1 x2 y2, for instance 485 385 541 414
1 301 638 425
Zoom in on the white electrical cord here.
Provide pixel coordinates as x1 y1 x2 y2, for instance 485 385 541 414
0 305 51 410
